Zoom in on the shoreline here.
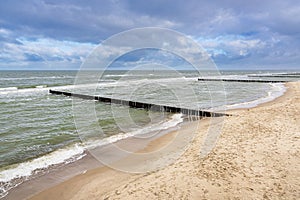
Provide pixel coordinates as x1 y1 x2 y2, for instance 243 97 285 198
1 116 192 200
28 81 299 199
2 81 299 199
225 82 286 110
0 113 185 199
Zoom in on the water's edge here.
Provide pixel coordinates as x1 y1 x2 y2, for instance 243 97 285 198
0 83 288 199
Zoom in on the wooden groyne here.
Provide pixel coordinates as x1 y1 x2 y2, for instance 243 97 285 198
49 89 228 117
198 78 288 83
247 75 300 78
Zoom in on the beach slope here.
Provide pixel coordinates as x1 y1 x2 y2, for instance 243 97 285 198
30 82 300 200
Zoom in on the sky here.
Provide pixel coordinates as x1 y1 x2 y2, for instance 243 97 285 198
0 0 300 70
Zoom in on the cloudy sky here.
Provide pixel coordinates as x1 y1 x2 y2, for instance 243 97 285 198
0 0 299 70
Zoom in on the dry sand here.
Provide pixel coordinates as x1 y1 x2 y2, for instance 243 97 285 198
29 82 300 200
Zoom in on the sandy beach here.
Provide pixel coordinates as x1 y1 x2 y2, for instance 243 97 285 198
21 82 300 199
1 1 300 200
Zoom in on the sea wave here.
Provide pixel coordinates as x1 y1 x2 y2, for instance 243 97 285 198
0 76 195 95
0 84 76 95
0 143 85 198
0 113 183 198
0 144 85 183
85 113 183 149
0 87 18 92
0 76 74 81
104 74 129 77
225 83 286 110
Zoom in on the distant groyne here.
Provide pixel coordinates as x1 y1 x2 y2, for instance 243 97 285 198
197 78 288 83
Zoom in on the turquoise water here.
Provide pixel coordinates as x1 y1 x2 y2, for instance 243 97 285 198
0 70 298 197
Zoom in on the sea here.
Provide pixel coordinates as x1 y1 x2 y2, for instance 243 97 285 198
0 69 299 198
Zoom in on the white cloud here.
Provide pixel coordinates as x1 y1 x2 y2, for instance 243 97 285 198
0 38 96 67
0 28 11 36
1 0 300 69
196 35 268 58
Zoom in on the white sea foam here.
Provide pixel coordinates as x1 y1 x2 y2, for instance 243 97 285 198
0 74 287 183
85 113 184 149
0 76 193 96
0 76 74 81
1 72 292 198
104 74 129 77
0 84 75 95
35 85 47 88
226 83 286 110
0 144 85 183
0 87 18 92
0 113 183 186
202 74 249 80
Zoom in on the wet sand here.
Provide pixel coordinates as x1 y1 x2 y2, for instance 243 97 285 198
7 82 300 199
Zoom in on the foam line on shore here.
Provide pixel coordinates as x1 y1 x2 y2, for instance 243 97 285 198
226 83 286 110
0 113 183 198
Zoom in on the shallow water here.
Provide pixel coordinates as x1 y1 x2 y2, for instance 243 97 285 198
0 69 298 198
